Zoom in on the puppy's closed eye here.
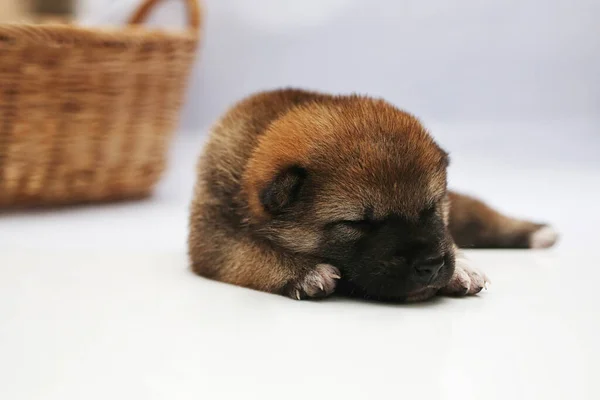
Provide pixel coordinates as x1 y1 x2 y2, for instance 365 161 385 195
328 220 373 241
338 220 373 231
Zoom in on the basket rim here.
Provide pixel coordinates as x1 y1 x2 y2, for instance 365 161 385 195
0 22 199 46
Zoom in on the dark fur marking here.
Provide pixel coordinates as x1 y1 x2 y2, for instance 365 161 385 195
259 166 307 215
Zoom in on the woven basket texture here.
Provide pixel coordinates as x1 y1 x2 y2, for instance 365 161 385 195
0 0 201 207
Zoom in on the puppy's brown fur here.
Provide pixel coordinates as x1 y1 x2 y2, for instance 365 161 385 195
189 89 557 301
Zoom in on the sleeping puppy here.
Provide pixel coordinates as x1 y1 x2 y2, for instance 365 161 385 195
188 89 558 302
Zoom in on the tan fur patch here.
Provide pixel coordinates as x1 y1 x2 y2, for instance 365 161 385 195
243 96 448 222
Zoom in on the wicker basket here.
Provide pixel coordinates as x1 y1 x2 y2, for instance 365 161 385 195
0 0 201 207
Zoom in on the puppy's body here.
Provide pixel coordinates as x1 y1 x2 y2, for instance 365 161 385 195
189 89 557 301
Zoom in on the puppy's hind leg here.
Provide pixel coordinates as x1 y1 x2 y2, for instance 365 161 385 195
448 191 558 249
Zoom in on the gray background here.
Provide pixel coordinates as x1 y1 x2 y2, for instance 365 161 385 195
80 0 599 126
78 0 600 171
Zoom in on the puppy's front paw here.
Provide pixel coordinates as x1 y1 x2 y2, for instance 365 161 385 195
439 261 489 296
285 264 341 300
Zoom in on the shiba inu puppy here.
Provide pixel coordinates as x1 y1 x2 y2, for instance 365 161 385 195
188 89 558 302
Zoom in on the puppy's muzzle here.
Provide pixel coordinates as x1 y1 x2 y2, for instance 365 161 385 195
412 253 446 284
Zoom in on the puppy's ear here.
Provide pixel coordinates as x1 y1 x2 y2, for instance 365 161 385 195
259 165 307 214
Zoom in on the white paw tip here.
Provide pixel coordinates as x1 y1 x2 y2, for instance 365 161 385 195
483 278 492 290
529 226 559 249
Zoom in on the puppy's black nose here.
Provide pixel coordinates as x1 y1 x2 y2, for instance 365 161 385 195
413 255 445 282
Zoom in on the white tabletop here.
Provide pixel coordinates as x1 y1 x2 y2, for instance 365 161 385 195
1 124 599 400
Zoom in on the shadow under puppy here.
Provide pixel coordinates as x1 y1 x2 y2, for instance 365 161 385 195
188 89 558 302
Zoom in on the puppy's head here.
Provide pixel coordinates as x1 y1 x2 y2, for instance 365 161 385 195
243 96 453 301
